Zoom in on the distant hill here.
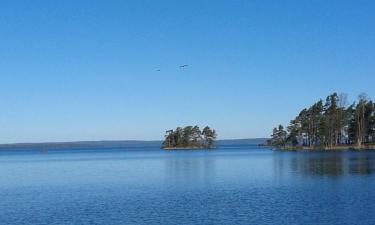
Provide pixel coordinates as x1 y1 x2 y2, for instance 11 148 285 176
217 138 268 146
0 140 163 150
0 138 268 150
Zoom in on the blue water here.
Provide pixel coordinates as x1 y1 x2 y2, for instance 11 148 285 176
0 146 374 225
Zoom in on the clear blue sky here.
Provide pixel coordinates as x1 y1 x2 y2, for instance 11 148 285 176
1 0 374 143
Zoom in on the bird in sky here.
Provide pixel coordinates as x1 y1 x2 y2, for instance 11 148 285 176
155 69 161 72
179 64 189 68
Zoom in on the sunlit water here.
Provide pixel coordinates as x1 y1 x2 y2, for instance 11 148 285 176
0 146 374 225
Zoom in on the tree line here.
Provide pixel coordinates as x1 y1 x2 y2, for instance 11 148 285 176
269 93 375 149
162 126 217 149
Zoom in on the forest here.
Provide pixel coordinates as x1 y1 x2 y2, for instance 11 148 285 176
162 126 217 149
269 93 375 150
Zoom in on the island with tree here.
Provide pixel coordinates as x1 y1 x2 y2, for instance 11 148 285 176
269 92 375 150
162 126 217 149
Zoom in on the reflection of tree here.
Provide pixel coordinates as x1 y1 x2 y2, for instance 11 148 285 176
298 154 344 176
349 154 374 175
275 152 375 177
164 153 216 187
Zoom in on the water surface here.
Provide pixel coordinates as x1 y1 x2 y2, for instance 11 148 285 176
0 146 374 225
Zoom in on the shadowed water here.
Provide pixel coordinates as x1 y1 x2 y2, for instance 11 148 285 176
0 146 374 225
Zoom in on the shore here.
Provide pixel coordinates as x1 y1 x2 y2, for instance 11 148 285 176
275 144 375 151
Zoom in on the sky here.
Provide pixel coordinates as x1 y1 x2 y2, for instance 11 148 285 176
0 0 375 143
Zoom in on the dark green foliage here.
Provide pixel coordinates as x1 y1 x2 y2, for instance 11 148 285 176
271 125 287 147
162 125 217 149
202 126 217 148
270 93 375 148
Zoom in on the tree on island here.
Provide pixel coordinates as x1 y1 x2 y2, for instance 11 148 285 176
269 125 287 147
269 92 375 149
162 125 217 149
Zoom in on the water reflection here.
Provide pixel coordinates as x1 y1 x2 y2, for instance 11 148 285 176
164 153 216 187
274 151 375 177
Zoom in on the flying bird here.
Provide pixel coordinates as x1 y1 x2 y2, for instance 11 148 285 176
179 64 189 68
155 69 161 72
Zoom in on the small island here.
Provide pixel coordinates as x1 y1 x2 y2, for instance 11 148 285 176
269 92 375 150
162 126 217 149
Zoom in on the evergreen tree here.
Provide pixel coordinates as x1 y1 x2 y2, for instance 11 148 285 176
271 125 287 147
202 126 217 148
270 92 375 149
162 125 217 149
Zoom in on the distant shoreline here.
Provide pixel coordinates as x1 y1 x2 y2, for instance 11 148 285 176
0 138 268 150
163 147 215 150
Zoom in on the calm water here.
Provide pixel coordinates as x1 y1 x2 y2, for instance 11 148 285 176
0 146 374 225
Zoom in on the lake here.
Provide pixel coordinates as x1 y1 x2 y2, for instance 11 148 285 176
0 145 374 225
